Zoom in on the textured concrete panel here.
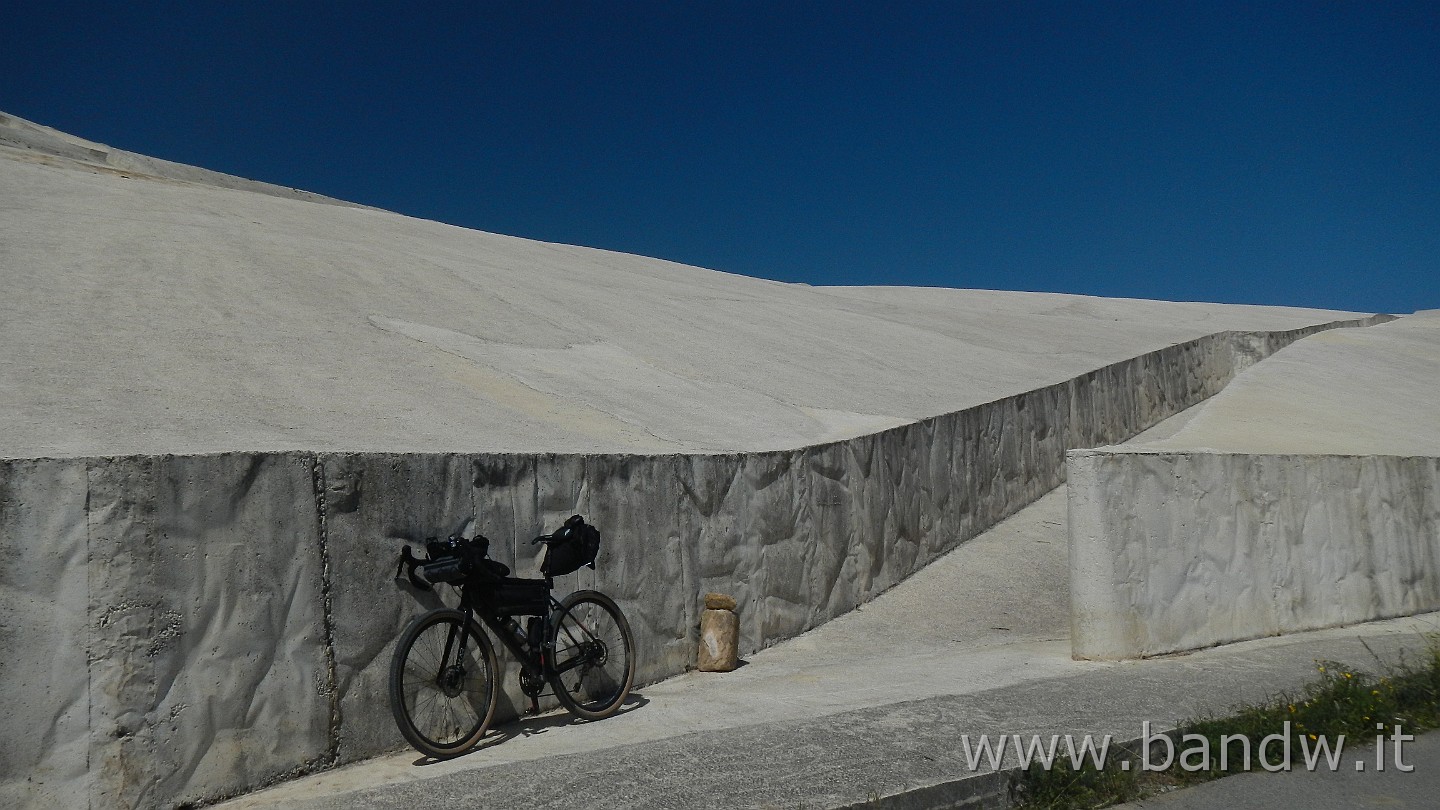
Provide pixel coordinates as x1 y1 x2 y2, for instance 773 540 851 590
1070 451 1440 659
0 460 91 810
82 454 329 808
319 453 475 764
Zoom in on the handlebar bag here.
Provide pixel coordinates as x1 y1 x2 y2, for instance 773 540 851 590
419 556 468 584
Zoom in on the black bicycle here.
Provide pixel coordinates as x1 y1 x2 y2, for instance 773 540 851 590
390 514 636 759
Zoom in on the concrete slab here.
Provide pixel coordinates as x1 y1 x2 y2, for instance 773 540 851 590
0 460 90 810
83 454 331 809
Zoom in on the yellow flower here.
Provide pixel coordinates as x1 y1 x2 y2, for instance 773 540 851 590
1309 734 1317 740
1344 673 1352 679
1318 665 1326 672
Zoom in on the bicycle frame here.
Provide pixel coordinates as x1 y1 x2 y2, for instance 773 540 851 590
468 597 557 673
468 594 599 674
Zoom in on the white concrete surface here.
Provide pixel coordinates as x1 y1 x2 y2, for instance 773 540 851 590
5 317 1378 809
0 110 1371 459
1071 314 1440 660
1138 313 1440 455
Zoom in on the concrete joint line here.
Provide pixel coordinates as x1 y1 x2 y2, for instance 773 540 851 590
310 455 342 769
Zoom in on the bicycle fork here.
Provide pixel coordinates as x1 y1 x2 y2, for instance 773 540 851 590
436 607 475 699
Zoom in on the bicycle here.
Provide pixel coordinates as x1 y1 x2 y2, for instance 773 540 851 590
390 514 636 759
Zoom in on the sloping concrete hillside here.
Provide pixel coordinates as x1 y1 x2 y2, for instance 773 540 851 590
1132 311 1440 455
0 111 1369 458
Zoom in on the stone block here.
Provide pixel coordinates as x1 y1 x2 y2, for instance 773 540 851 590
697 608 739 672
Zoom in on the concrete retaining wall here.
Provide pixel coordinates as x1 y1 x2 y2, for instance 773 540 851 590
0 318 1379 809
1069 450 1440 660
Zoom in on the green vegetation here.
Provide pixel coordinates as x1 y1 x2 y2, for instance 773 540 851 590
1017 640 1440 809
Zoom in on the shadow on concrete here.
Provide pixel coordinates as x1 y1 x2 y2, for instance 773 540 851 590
409 692 652 767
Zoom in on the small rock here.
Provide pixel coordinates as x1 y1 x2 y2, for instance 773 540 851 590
704 592 737 611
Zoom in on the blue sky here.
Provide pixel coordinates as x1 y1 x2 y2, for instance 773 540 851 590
5 2 1436 313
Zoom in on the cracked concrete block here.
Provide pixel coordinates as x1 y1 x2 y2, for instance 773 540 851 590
82 453 328 809
0 459 91 810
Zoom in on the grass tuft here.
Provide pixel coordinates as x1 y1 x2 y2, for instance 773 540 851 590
1015 639 1440 808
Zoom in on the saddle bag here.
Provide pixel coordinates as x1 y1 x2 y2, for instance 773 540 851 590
541 516 601 577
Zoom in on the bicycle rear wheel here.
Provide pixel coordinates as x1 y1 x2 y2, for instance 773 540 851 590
388 608 499 758
546 590 636 721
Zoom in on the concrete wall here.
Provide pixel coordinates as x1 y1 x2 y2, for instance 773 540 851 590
0 455 332 810
1069 450 1440 660
0 318 1379 809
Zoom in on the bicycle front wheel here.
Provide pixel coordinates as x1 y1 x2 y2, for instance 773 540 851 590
547 590 636 721
388 608 499 758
